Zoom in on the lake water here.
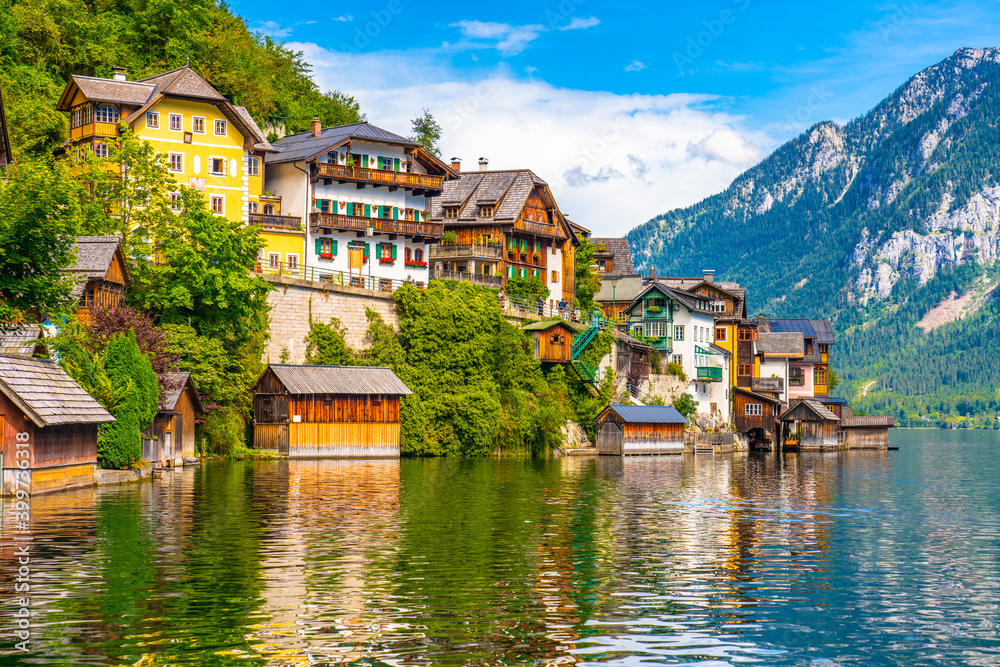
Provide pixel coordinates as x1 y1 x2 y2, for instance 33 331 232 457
2 429 1000 665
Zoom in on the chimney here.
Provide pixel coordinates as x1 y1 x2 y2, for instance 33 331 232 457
451 157 462 171
649 267 656 280
311 117 322 137
478 157 489 171
112 67 128 82
703 269 715 283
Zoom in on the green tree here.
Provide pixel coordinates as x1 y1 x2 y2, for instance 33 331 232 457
409 108 442 155
0 158 79 326
99 330 159 469
505 276 548 303
305 317 355 365
672 392 698 419
574 236 602 311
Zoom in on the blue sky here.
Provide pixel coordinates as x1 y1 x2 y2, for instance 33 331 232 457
233 0 1000 234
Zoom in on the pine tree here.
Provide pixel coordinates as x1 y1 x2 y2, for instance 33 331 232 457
410 109 442 156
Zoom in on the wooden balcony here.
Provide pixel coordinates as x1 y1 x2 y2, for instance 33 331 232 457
434 270 503 288
752 377 784 393
310 212 443 239
430 243 503 260
696 367 723 382
249 213 302 232
70 122 120 142
316 163 444 192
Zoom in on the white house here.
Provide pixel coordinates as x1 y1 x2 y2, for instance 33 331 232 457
755 331 805 405
264 120 456 289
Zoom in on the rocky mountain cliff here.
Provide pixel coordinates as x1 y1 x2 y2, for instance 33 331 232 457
628 48 1000 424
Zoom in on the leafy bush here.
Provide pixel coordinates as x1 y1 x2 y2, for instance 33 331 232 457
666 361 687 382
99 330 159 469
672 392 698 419
506 276 548 302
305 317 355 365
203 406 245 456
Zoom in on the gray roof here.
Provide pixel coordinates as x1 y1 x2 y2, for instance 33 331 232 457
591 238 634 273
139 66 227 102
66 75 156 106
266 122 420 165
430 170 549 225
161 372 204 413
0 355 115 427
234 106 273 152
757 332 804 357
841 415 896 427
594 275 644 303
0 325 45 357
70 236 124 280
604 404 687 424
779 398 839 422
521 320 576 332
265 365 412 395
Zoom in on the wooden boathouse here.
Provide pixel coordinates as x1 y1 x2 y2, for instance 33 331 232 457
596 404 687 455
252 364 411 458
149 372 203 466
732 387 781 450
522 320 576 363
0 354 115 495
839 409 896 449
778 398 840 451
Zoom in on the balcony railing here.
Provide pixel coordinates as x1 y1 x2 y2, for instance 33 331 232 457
752 377 784 393
310 212 443 239
430 243 503 260
70 122 120 142
254 259 427 292
643 307 669 319
645 338 670 351
696 367 723 382
433 269 503 288
316 163 444 191
249 213 302 231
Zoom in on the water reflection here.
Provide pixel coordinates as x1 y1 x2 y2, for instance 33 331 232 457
1 433 999 665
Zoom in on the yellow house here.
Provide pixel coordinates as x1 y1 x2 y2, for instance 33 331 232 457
56 66 304 272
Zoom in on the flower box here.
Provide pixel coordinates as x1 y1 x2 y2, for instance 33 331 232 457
319 253 334 260
379 258 395 264
405 260 428 267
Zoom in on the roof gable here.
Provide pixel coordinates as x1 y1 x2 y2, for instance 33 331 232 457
161 372 204 412
601 404 687 424
255 364 412 395
138 66 227 102
70 236 133 287
521 320 577 334
590 238 635 273
0 355 115 427
778 398 839 422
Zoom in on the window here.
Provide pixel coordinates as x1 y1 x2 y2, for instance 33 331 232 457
193 116 205 134
819 343 829 357
319 238 335 258
672 354 683 366
739 363 752 377
632 324 643 337
249 201 259 213
71 105 94 128
168 153 183 173
673 325 684 341
815 367 828 385
790 366 805 386
715 327 727 342
146 111 159 129
248 156 260 176
263 203 275 215
712 300 726 313
95 105 119 124
738 328 754 342
378 243 394 260
268 252 280 269
480 205 494 217
551 270 559 283
94 143 110 158
379 156 395 170
745 403 763 416
414 248 423 262
210 195 224 214
287 254 299 270
169 192 182 211
405 247 412 262
210 157 225 175
169 113 182 131
646 321 665 338
381 205 392 219
214 119 227 136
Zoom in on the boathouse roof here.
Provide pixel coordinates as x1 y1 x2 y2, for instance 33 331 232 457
161 372 204 413
260 364 412 396
600 404 687 424
0 355 115 427
0 325 46 358
521 320 576 333
778 398 839 423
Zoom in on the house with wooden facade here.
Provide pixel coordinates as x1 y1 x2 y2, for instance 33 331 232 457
839 410 895 449
522 320 576 364
149 372 203 466
252 364 411 458
0 355 115 495
596 404 687 455
428 164 580 307
732 387 781 450
69 236 132 324
265 121 454 289
778 398 840 450
590 238 634 276
759 319 834 399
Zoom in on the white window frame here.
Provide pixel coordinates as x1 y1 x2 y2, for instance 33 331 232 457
645 321 665 338
210 195 224 215
94 143 110 159
672 354 683 366
95 105 119 124
193 116 206 134
209 157 226 176
214 119 227 136
248 156 260 176
745 403 763 416
169 192 182 211
168 152 183 173
169 113 182 131
674 325 684 341
146 111 159 129
267 252 281 269
249 200 259 213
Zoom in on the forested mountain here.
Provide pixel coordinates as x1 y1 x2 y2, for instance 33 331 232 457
0 0 362 158
628 48 1000 426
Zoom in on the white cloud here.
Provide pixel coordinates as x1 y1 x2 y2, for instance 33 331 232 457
254 20 292 38
295 20 317 26
560 16 600 31
450 20 546 56
625 60 647 72
287 42 771 236
332 15 353 22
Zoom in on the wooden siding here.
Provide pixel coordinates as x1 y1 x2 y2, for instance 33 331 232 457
596 421 622 455
842 426 890 449
176 384 198 458
732 391 776 435
289 395 399 424
528 327 572 363
597 412 684 455
797 422 840 450
254 423 288 453
288 422 400 458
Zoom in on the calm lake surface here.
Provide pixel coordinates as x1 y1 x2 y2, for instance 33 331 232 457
3 430 1000 666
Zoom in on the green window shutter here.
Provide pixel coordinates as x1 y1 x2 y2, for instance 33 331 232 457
534 240 540 252
362 154 369 169
391 244 397 259
364 243 370 259
347 202 354 215
331 240 338 255
364 204 371 217
315 239 322 254
393 157 400 171
393 207 399 220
